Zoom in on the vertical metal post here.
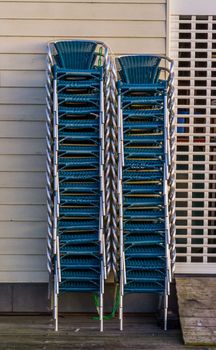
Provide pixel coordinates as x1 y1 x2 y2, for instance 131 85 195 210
100 69 107 281
100 260 104 332
167 62 176 278
117 87 124 331
46 45 54 305
164 289 168 331
54 260 59 332
163 90 171 330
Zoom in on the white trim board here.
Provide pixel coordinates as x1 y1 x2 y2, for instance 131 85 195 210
171 0 216 16
175 263 216 274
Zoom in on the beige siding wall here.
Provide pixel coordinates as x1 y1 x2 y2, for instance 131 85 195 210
0 0 167 282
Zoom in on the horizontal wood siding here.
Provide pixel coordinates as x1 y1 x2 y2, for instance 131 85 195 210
0 0 167 282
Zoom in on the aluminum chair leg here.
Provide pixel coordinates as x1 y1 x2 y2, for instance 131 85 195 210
119 293 123 331
164 293 168 331
54 265 59 332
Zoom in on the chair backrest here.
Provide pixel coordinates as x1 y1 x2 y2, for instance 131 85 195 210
118 55 161 84
54 41 98 69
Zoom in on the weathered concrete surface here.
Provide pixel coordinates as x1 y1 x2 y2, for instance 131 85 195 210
0 315 214 350
176 277 216 346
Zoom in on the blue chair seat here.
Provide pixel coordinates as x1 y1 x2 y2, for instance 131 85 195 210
59 182 99 193
123 197 163 207
59 233 99 244
123 171 163 181
124 159 163 170
58 145 99 155
124 209 164 220
123 184 163 194
59 170 99 180
124 234 164 245
57 79 100 91
125 245 165 258
124 222 164 233
123 109 164 118
124 282 164 294
119 81 167 93
60 244 99 256
58 158 98 169
59 118 99 129
124 134 163 143
122 95 164 106
59 281 99 293
124 147 163 158
59 220 98 231
61 270 100 280
58 106 99 116
126 258 166 270
124 121 164 130
58 93 99 104
126 270 164 281
54 65 101 75
60 257 100 269
60 194 99 205
60 207 99 218
58 131 99 141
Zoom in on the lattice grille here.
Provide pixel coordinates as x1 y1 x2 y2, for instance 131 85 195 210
171 15 216 273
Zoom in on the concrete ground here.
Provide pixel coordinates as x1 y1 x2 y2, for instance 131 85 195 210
0 315 214 350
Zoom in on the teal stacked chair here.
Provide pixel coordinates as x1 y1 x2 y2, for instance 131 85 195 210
47 40 106 331
117 55 174 331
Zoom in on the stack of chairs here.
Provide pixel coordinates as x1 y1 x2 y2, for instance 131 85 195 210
47 40 106 331
117 55 173 330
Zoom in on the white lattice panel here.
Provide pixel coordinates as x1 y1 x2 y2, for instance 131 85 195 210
171 15 216 274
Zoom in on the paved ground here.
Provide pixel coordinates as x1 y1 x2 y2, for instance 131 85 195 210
0 315 214 350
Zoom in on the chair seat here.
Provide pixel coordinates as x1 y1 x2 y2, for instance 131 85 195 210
59 170 99 180
58 158 98 168
58 145 99 155
124 147 164 158
119 81 167 92
124 121 164 130
123 109 164 119
60 182 99 192
124 209 164 219
57 79 100 91
61 270 100 280
59 220 99 231
59 118 99 129
123 171 163 181
123 184 163 194
58 93 99 104
126 270 165 281
124 222 165 233
60 194 99 205
124 159 163 170
124 234 164 245
60 233 99 244
58 106 99 116
124 282 164 294
126 258 166 269
59 281 99 293
58 131 99 140
122 95 164 105
54 66 102 76
60 257 100 269
124 134 163 143
125 245 165 258
60 244 99 256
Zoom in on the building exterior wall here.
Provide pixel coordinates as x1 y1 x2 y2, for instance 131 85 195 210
0 0 168 283
171 0 216 274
